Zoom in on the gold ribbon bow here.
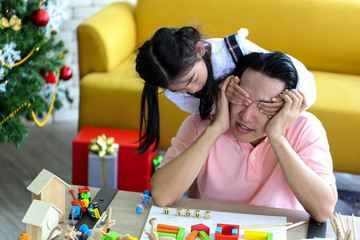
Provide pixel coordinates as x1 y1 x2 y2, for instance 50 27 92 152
88 134 119 158
0 15 22 31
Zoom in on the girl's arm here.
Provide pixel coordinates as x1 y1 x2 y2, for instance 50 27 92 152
164 90 201 114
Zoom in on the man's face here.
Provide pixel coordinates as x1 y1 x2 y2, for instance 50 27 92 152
230 68 285 146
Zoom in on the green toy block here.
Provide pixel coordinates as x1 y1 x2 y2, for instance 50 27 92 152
158 232 177 238
102 232 121 240
266 233 273 240
198 231 211 240
177 228 185 240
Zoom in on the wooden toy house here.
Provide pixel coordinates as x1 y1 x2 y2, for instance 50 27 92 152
22 200 61 240
27 169 70 222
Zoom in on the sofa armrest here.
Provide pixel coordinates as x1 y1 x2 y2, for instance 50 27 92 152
77 2 136 78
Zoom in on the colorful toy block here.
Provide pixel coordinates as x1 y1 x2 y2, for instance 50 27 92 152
214 224 239 240
157 228 179 234
185 230 199 240
191 224 210 236
177 228 185 240
157 224 180 231
158 232 177 238
198 231 211 240
243 230 268 240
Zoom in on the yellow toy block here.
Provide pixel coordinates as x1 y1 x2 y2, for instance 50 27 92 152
244 230 268 240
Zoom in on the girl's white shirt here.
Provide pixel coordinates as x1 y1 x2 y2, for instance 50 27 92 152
164 28 316 114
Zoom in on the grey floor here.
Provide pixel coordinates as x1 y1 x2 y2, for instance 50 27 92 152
0 121 77 240
0 121 358 239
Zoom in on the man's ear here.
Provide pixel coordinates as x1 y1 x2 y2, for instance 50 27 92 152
195 41 205 57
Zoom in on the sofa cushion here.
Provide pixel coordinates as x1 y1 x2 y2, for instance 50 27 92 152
79 54 190 151
308 71 360 173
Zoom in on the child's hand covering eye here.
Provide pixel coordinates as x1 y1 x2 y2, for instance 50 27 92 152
225 76 252 106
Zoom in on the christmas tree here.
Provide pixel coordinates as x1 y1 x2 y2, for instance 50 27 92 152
0 0 72 147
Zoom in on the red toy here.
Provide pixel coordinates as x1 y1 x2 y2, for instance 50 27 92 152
215 224 239 240
191 223 210 236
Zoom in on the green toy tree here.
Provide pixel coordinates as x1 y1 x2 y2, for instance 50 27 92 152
0 0 72 147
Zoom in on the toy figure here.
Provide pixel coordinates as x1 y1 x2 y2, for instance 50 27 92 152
144 218 175 240
64 225 81 240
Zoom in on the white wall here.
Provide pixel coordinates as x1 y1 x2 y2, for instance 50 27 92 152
52 0 137 123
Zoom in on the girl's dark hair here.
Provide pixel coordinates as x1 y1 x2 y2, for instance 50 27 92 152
136 26 216 154
234 51 298 89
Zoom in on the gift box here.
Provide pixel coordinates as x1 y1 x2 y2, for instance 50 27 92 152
72 126 158 192
88 152 118 188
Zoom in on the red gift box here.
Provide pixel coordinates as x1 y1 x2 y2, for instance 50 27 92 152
72 126 157 192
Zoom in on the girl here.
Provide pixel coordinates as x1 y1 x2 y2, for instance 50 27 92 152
136 26 315 153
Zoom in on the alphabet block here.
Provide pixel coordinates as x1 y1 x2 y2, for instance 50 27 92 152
185 209 192 217
204 211 211 219
176 208 183 216
163 207 170 215
194 210 201 218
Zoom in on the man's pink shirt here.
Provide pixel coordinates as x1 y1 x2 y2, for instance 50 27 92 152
158 112 336 211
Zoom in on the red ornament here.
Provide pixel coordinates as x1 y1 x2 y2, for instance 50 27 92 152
41 71 56 84
32 9 50 27
60 65 73 81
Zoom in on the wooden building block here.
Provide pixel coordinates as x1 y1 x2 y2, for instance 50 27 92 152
185 230 199 240
243 230 268 240
163 207 170 215
204 211 211 219
176 208 183 216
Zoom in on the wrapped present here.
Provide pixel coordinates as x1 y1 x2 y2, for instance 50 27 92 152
88 134 119 188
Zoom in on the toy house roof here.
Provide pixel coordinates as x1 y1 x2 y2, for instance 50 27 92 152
22 200 62 227
27 169 71 195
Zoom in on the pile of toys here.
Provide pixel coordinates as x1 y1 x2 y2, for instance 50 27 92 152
69 186 100 222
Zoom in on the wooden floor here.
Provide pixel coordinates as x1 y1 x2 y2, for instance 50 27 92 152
0 121 77 240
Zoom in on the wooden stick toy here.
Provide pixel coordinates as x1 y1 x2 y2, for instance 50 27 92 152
241 222 293 229
330 212 358 240
271 220 307 235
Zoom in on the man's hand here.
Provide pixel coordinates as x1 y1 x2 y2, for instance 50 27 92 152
211 76 231 135
266 89 307 138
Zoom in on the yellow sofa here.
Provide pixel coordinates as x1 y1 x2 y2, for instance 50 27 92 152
77 0 360 174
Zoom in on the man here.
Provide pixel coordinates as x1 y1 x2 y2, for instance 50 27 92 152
150 52 337 222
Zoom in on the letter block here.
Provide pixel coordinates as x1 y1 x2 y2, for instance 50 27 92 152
194 210 201 218
176 208 183 216
163 207 170 215
204 211 211 219
185 209 192 217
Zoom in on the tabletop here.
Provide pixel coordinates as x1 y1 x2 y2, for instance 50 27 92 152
58 187 359 239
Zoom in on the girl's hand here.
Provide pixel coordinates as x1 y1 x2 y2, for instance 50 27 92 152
258 96 285 118
225 76 252 106
266 90 307 138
